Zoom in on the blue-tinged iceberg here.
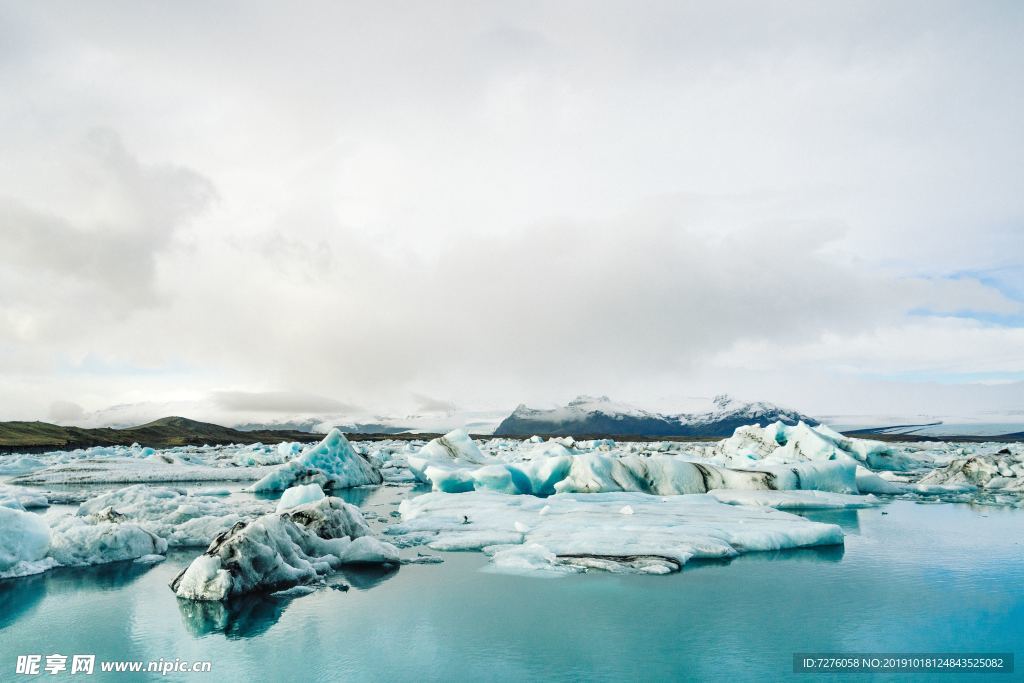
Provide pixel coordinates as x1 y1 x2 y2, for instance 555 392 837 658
249 429 382 492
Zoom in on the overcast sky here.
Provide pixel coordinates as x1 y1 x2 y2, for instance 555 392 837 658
1 0 1022 425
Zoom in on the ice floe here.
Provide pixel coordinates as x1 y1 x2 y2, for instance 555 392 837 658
0 503 167 579
171 496 399 600
388 491 844 576
10 458 279 486
75 485 273 547
706 489 882 509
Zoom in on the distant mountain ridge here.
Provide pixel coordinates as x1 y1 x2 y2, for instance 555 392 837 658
493 394 818 437
0 416 322 452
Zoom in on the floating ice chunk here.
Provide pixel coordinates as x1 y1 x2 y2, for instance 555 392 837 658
715 421 914 471
413 448 860 496
619 505 634 515
407 429 495 483
48 515 167 567
470 465 520 495
0 485 50 510
423 465 477 493
904 483 978 494
917 453 1024 492
250 429 382 492
707 489 881 509
855 467 906 495
75 484 273 547
11 458 277 485
135 554 167 564
276 484 326 512
488 544 582 577
0 506 54 578
390 491 843 576
420 429 491 464
171 497 399 601
0 455 47 475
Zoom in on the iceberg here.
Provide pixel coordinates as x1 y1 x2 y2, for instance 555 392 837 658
389 491 844 576
75 485 273 547
917 452 1024 492
249 429 382 492
407 429 495 483
0 485 51 510
171 496 399 600
0 455 46 475
1 503 166 579
48 515 167 567
276 483 326 512
0 506 55 578
715 421 913 471
412 451 859 496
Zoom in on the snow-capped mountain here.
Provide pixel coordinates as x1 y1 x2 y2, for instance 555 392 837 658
493 394 817 437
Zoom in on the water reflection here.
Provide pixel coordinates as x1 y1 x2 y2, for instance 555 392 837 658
177 594 291 639
176 563 400 638
0 559 156 630
335 562 399 590
794 508 863 532
0 573 47 630
685 542 845 575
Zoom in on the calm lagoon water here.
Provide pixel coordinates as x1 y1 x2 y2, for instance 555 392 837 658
2 489 1022 682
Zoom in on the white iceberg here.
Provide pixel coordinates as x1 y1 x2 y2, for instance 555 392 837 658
75 485 273 547
48 515 167 567
715 421 914 471
0 506 55 578
0 455 47 475
1 503 166 579
276 483 326 512
917 452 1024 492
389 491 843 576
249 429 382 492
0 485 51 510
171 496 399 600
407 429 495 483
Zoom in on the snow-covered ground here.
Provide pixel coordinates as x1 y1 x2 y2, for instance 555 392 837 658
2 423 1021 589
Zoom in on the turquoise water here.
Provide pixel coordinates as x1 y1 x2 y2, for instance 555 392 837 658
2 492 1022 681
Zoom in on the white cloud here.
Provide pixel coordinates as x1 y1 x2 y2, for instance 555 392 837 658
0 1 1022 422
